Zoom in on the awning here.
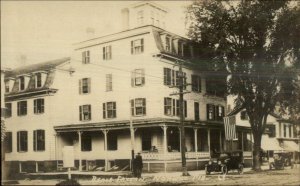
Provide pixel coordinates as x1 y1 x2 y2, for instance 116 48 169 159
283 141 300 152
261 135 284 151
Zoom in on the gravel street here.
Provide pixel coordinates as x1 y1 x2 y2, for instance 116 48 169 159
6 166 300 185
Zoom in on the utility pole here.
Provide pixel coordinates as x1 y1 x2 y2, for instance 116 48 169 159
129 98 135 173
170 60 190 176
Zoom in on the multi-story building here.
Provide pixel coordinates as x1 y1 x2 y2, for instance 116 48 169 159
3 2 253 175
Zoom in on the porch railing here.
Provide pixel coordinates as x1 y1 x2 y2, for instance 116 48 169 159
141 151 210 160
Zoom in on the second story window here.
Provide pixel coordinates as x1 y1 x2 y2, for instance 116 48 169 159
5 103 12 118
79 105 91 121
103 102 116 119
82 50 90 64
35 73 42 88
103 45 112 60
17 101 27 116
240 111 248 120
79 78 91 94
17 131 28 152
216 105 224 121
131 98 146 116
131 69 145 87
19 76 25 91
164 97 187 117
33 130 45 151
131 39 144 54
207 104 215 121
34 98 44 114
164 98 172 115
191 75 201 92
106 74 112 91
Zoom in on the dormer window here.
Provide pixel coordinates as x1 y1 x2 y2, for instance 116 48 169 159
35 73 42 88
165 37 171 52
5 81 10 93
19 76 25 91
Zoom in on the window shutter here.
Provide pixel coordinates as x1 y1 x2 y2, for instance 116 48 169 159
34 100 37 114
206 104 210 120
88 105 91 120
141 39 144 52
87 51 90 63
212 105 216 120
113 102 116 118
24 131 28 151
79 106 82 121
131 71 135 87
41 130 45 150
141 69 145 85
103 47 105 60
164 98 167 115
109 45 112 59
221 106 225 117
163 68 167 85
17 132 20 152
88 78 91 93
33 130 37 151
172 99 176 116
131 41 134 54
143 98 146 115
183 72 187 90
131 99 134 116
103 103 106 119
79 79 82 94
172 70 175 86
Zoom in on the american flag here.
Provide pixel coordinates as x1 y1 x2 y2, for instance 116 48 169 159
223 115 237 140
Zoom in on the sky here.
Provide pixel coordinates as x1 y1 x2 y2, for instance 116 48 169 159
1 1 191 69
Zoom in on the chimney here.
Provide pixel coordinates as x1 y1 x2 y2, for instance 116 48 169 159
121 8 129 31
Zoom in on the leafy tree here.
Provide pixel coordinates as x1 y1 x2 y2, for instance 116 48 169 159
187 0 299 170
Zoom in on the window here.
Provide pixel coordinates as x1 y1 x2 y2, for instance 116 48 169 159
19 76 25 90
103 45 112 60
5 81 10 93
131 39 144 54
35 73 42 88
163 68 185 88
164 98 172 115
103 102 116 119
79 78 91 94
34 99 44 114
106 74 112 91
207 104 215 120
82 51 90 64
131 69 145 87
268 125 276 137
81 133 92 151
178 42 183 56
131 98 146 116
17 101 27 116
165 37 171 52
33 130 45 151
192 75 201 92
194 102 200 121
4 132 12 153
107 132 117 150
284 124 287 137
79 105 91 121
17 131 28 152
137 10 144 25
215 105 224 121
164 97 187 117
240 111 248 120
163 68 172 85
5 103 12 118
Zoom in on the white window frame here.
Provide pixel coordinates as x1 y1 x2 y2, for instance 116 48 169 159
131 98 146 116
103 102 117 119
132 69 145 87
131 39 144 54
35 73 42 88
82 51 90 64
106 74 112 91
103 45 112 60
33 129 45 151
17 101 27 116
34 98 44 114
17 131 28 152
79 105 91 121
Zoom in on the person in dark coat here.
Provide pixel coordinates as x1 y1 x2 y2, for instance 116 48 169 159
135 153 143 178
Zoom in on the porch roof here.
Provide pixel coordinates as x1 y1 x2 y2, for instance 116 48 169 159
53 118 225 132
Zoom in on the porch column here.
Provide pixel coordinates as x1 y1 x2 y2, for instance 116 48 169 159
241 132 244 151
207 129 211 157
162 125 168 172
102 130 108 171
194 128 198 152
219 130 222 152
77 131 82 171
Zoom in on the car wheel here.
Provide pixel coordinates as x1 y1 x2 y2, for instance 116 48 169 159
205 167 210 175
221 166 227 175
238 164 244 174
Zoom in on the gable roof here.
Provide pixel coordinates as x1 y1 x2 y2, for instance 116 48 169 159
5 57 70 78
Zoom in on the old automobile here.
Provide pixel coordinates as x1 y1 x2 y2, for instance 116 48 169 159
205 151 244 175
269 153 293 170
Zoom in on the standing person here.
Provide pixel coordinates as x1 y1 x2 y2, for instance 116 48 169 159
135 153 143 178
132 157 137 177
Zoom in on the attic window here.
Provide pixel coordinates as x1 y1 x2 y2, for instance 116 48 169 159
5 81 10 93
19 76 25 90
165 37 171 52
35 73 42 88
